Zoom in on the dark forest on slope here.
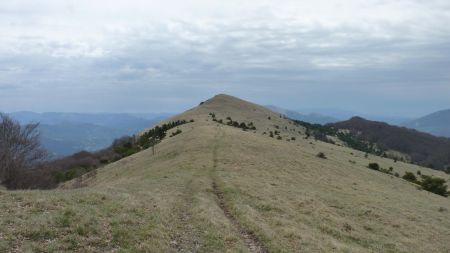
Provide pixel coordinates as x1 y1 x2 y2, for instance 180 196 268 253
330 117 450 172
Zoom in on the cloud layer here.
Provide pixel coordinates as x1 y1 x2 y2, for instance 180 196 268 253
1 0 450 116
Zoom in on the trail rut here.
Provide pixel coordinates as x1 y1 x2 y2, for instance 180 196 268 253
211 129 268 253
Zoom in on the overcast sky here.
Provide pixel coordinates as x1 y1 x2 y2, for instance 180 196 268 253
1 0 450 117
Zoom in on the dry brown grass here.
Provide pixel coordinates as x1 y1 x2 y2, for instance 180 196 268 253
1 94 449 252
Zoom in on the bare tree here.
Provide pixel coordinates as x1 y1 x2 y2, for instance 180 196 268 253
0 113 47 188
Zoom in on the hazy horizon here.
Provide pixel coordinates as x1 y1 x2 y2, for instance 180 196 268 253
2 98 437 121
1 1 450 117
1 92 449 120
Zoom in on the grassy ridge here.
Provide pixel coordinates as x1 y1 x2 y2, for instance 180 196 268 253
1 94 449 252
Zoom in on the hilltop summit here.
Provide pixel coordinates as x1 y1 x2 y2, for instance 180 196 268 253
167 93 282 123
151 93 307 138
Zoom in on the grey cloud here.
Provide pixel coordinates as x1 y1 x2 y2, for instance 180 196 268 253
0 84 17 90
0 1 450 115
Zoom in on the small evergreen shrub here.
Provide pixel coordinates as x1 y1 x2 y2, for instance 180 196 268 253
402 172 417 183
317 152 327 159
420 175 448 197
368 163 380 171
170 129 182 137
380 168 392 175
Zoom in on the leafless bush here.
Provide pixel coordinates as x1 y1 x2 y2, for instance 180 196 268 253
0 113 47 189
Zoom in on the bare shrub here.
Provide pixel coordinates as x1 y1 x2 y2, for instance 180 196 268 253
0 113 47 189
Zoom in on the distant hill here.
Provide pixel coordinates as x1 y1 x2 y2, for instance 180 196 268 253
266 105 413 125
266 105 338 124
330 116 450 170
9 111 171 128
403 109 450 138
38 123 125 157
8 112 171 157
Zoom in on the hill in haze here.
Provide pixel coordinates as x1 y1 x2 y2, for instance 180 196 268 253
403 109 450 138
1 94 449 252
266 105 414 126
7 112 171 157
266 105 338 124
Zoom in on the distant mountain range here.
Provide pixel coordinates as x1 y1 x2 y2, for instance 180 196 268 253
266 105 414 125
8 112 171 158
266 105 339 124
269 105 450 138
402 109 450 138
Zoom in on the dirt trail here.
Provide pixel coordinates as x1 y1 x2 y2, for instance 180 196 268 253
210 129 268 253
169 177 203 252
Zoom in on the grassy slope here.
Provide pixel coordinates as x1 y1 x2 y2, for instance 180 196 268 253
1 95 450 252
